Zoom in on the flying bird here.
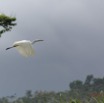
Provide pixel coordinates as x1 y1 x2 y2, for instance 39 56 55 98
6 39 44 57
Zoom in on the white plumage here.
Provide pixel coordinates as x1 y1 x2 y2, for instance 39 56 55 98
6 39 43 57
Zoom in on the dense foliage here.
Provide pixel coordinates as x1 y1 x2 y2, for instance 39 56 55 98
0 75 104 103
0 14 16 36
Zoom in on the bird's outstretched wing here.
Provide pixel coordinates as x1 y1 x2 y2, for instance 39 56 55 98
32 39 44 44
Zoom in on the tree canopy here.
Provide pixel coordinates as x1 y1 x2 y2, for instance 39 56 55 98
0 14 16 36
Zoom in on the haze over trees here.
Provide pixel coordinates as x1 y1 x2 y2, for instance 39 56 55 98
0 75 103 103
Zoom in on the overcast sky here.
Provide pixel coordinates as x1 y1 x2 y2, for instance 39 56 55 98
0 0 104 97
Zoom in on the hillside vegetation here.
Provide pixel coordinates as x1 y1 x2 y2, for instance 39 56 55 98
1 75 104 103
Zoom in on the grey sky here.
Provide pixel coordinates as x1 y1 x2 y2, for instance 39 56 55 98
0 0 104 97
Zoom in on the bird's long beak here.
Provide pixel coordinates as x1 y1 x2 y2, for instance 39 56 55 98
6 46 14 50
6 45 18 50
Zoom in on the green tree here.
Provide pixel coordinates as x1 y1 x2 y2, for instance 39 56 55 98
26 90 32 98
84 74 94 86
93 78 104 92
83 74 94 92
0 14 16 36
69 80 83 90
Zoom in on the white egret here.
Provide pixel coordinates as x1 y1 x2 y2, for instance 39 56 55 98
6 39 44 57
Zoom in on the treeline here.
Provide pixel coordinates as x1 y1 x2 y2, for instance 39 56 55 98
69 74 104 100
0 74 104 103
